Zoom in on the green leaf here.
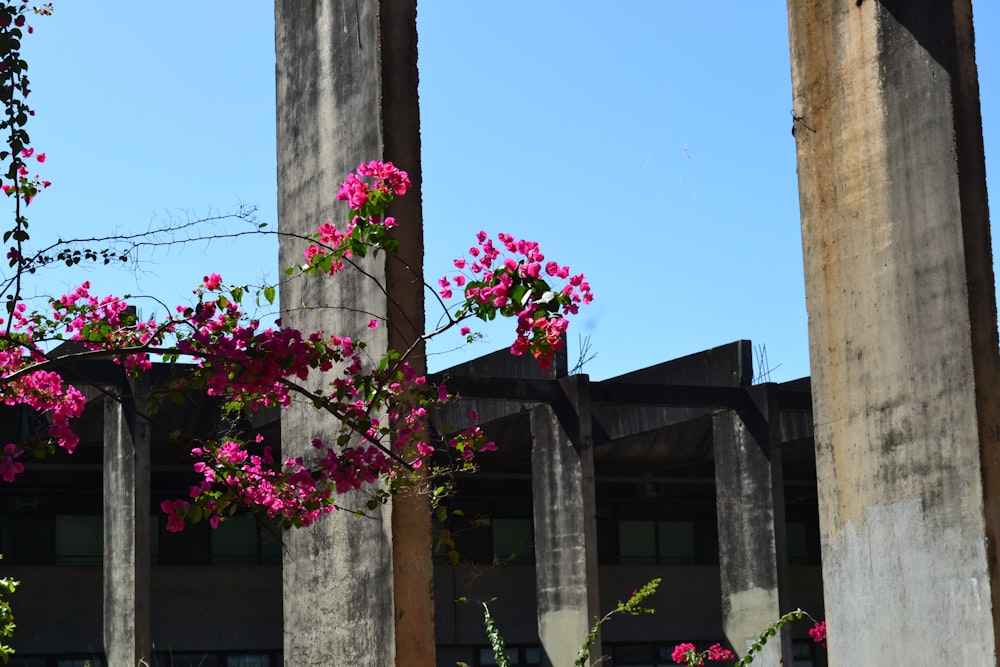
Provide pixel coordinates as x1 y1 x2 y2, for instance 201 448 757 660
263 285 276 305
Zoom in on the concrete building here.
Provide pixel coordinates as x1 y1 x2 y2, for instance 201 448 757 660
0 340 825 666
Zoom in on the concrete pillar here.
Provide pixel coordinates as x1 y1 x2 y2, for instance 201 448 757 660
103 379 151 667
275 1 429 665
530 375 600 667
787 2 1000 662
712 385 791 664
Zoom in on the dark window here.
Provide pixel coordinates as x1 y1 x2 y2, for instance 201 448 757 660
614 643 655 666
211 516 283 565
478 647 515 666
619 520 657 564
787 521 810 565
157 654 219 667
616 519 697 565
0 514 54 564
474 646 540 666
435 647 472 667
491 518 533 564
157 515 210 565
5 658 45 667
793 638 823 666
657 520 696 564
226 655 271 667
54 515 102 565
211 516 258 564
441 508 535 565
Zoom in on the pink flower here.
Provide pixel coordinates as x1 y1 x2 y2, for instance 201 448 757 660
672 643 697 664
36 152 45 163
367 319 379 329
160 499 189 533
510 337 529 357
0 452 23 482
809 620 826 647
203 273 222 290
460 326 471 336
706 644 735 661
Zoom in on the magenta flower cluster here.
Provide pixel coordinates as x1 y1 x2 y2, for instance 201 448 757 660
809 620 826 647
0 147 49 204
438 231 593 369
671 642 735 666
303 160 411 276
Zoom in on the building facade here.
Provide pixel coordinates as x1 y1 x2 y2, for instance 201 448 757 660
0 341 825 666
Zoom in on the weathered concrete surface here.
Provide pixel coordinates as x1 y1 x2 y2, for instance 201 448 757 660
530 376 600 667
102 382 151 666
787 1 1000 662
275 1 428 664
712 386 791 664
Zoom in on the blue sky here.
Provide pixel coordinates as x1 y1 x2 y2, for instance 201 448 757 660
13 2 1000 382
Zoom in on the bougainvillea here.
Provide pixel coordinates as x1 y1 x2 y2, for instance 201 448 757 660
438 230 592 369
672 611 828 666
1 157 581 532
0 5 591 533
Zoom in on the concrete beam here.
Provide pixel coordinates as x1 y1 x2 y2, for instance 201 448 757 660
531 376 600 667
102 380 151 666
606 340 753 387
788 1 1000 662
275 1 428 664
439 344 568 380
712 385 791 664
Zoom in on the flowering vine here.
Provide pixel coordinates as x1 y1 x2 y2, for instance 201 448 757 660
672 611 827 666
0 1 591 532
0 155 584 534
0 56 589 533
437 231 592 369
480 579 661 667
0 2 51 322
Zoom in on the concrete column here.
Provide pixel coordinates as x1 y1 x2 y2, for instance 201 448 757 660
275 1 428 665
787 2 1000 662
530 375 600 667
103 379 151 667
712 385 791 664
